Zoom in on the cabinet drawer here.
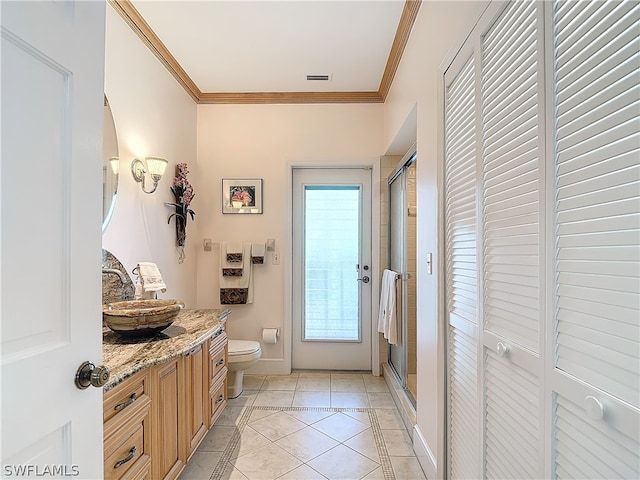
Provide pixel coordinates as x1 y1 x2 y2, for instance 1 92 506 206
209 344 227 381
208 329 227 355
209 371 227 426
104 370 149 425
104 420 148 480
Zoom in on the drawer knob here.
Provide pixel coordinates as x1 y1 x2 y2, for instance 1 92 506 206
114 446 136 469
114 393 137 412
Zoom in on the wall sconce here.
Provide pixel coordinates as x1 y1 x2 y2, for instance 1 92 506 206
109 157 120 175
131 157 168 194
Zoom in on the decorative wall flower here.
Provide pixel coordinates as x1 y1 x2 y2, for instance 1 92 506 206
165 163 195 263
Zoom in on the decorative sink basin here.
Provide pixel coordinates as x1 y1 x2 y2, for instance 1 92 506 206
103 299 184 336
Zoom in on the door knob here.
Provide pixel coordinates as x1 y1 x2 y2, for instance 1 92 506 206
357 276 370 283
75 361 110 389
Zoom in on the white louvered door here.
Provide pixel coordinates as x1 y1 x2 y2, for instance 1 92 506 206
444 1 639 478
444 52 480 480
548 1 640 478
480 2 544 478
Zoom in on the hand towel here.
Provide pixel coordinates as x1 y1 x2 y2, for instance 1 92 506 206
220 242 253 304
251 242 265 264
226 242 243 263
221 241 244 276
377 269 398 344
136 262 167 293
134 281 157 300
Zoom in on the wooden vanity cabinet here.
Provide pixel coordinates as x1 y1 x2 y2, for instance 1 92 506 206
103 369 152 480
104 326 228 480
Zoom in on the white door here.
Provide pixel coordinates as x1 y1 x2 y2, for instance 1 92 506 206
1 1 106 477
292 168 372 370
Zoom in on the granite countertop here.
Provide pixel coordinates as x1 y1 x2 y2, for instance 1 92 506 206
102 308 230 391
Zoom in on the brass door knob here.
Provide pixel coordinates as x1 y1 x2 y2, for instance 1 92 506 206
75 361 110 389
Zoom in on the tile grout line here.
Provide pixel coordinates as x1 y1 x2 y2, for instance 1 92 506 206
368 409 396 480
209 406 396 480
209 405 254 480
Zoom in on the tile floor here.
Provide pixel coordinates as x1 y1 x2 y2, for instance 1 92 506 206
179 372 427 480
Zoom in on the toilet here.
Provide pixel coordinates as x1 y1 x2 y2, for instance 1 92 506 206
227 339 262 398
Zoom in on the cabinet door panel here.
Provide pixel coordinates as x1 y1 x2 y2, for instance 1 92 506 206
152 359 184 480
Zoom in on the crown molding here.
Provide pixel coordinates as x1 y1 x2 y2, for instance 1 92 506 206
198 91 384 105
108 0 202 102
378 0 422 102
109 0 421 105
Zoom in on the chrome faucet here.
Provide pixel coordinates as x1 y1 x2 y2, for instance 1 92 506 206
102 267 126 284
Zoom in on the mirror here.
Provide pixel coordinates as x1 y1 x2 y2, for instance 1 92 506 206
103 96 119 231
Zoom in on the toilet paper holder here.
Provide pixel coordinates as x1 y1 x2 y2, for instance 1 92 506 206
262 328 279 344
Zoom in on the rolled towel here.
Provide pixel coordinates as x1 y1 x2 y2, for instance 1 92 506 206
251 242 265 264
136 262 167 293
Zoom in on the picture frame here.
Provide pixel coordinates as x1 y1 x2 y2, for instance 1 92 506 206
222 178 263 214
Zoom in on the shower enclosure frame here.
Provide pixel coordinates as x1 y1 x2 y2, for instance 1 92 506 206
387 146 417 407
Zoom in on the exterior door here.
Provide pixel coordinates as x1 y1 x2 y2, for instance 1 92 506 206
292 167 372 370
1 1 106 476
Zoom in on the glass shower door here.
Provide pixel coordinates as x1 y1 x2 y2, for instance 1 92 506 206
388 156 417 405
388 172 406 384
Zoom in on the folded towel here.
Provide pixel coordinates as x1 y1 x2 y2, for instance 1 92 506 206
221 242 245 276
136 262 167 293
251 242 265 264
220 242 253 304
377 269 398 344
226 242 243 262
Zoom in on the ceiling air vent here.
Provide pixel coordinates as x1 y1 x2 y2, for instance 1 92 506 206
306 74 330 81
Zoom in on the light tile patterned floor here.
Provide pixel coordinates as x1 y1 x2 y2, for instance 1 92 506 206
179 372 427 480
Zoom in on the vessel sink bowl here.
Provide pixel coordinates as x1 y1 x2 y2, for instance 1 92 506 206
103 299 184 336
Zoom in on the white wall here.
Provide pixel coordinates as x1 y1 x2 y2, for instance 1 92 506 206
196 104 383 372
102 6 198 306
382 1 489 477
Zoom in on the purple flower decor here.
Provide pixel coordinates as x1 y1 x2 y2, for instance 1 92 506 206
165 163 195 263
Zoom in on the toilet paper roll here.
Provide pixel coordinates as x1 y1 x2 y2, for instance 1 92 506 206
262 328 279 344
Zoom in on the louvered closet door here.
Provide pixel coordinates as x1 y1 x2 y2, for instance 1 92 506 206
480 1 545 478
444 51 480 480
549 1 640 478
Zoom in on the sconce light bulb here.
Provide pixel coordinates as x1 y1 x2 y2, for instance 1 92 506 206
131 157 167 194
109 157 120 175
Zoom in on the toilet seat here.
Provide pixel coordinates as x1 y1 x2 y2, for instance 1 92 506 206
228 340 261 356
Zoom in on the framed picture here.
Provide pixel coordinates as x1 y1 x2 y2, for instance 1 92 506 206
222 178 263 214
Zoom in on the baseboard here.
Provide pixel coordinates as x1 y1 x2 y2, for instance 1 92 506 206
246 358 290 375
414 425 437 480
